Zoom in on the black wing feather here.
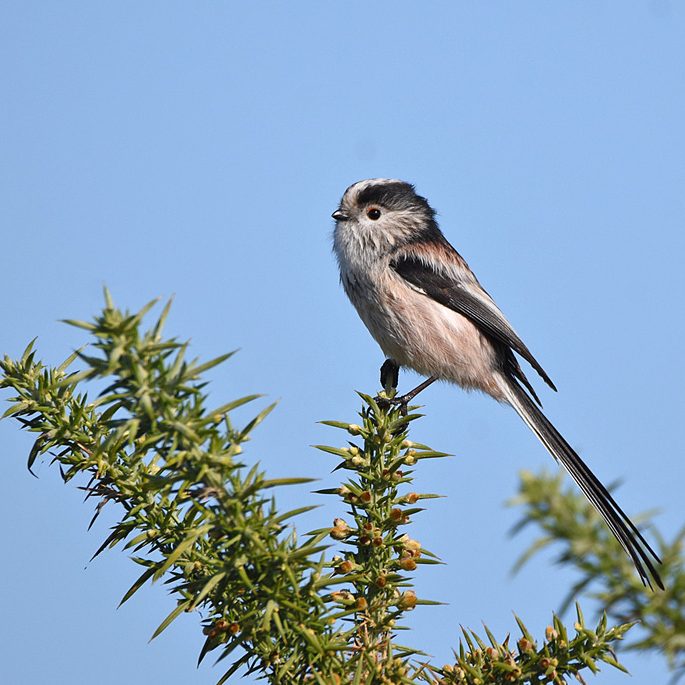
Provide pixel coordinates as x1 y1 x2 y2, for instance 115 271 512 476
391 254 557 393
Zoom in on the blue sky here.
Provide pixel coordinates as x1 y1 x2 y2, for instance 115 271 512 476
1 2 683 683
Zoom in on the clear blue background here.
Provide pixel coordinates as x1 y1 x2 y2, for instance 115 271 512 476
1 2 683 683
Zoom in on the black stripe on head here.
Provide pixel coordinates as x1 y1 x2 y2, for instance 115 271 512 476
356 181 435 217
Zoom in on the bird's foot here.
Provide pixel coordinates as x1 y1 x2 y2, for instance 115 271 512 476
380 359 399 393
376 359 406 413
376 375 439 415
373 390 411 416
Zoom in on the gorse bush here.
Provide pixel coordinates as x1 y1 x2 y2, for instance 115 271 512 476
0 292 663 684
510 471 685 681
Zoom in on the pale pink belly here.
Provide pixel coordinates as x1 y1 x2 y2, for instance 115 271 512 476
357 280 505 400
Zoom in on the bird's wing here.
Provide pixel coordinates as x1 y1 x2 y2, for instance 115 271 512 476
390 251 557 392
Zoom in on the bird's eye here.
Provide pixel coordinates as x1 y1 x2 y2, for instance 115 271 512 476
367 208 381 220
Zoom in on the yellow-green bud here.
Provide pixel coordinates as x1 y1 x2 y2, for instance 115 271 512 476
517 637 533 653
336 560 354 574
330 518 351 540
397 590 417 610
399 557 417 571
400 535 421 556
331 590 355 605
389 508 403 522
540 657 558 671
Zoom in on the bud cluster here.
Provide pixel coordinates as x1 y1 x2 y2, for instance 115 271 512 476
316 394 448 677
0 294 638 685
435 609 631 685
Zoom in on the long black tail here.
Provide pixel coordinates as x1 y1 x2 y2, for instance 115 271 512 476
499 375 663 590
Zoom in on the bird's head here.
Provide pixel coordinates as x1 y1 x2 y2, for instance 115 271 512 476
332 179 439 256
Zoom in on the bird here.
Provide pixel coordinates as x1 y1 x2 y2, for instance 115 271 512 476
331 177 663 590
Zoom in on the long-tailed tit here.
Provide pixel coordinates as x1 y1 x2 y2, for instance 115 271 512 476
331 178 663 589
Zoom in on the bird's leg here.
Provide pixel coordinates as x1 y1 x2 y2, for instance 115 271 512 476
394 376 438 409
375 359 400 411
376 359 438 416
380 358 400 394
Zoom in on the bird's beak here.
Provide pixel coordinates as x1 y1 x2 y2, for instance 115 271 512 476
331 209 349 221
